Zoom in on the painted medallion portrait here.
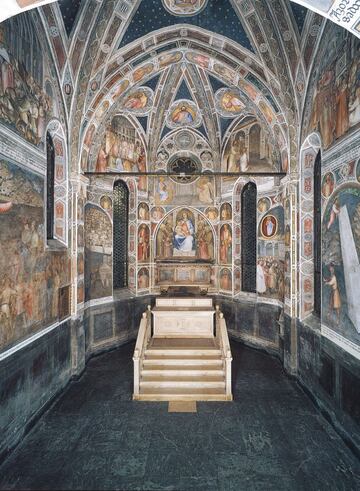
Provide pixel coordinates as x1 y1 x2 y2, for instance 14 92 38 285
138 203 150 221
162 0 208 16
123 87 153 115
151 206 165 222
239 79 258 101
205 207 219 221
322 172 335 198
100 196 112 212
261 215 277 239
216 89 245 118
258 197 271 214
167 100 201 128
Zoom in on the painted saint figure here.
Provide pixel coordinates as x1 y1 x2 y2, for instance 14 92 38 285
137 225 150 262
327 198 340 229
227 137 241 172
172 105 194 125
257 261 266 294
220 224 232 264
239 146 249 172
324 264 341 324
262 216 277 238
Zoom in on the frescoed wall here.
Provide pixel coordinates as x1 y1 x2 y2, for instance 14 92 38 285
84 204 112 301
0 159 70 349
0 18 57 147
321 171 360 349
222 117 279 173
300 21 360 359
155 208 214 262
257 201 285 301
304 23 360 150
95 115 146 174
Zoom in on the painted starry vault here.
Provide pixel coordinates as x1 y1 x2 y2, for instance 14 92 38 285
119 0 255 52
58 0 82 36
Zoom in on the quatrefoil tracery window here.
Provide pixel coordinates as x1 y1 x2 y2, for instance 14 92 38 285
168 157 201 183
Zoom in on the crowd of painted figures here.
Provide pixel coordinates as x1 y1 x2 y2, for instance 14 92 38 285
257 258 284 299
0 33 51 146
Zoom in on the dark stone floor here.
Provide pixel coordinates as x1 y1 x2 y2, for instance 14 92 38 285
1 341 360 491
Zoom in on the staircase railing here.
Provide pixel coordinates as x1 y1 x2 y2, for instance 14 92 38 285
215 305 233 400
133 305 152 400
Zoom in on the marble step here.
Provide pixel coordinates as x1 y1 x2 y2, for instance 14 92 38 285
141 365 224 377
143 358 223 368
141 368 225 380
136 386 229 401
140 379 225 389
149 338 217 348
145 348 222 358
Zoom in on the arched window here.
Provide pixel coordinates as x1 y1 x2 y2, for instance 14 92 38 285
241 182 257 292
113 180 129 289
46 131 55 240
314 151 322 317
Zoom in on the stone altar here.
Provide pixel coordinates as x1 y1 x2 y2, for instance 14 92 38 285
152 297 215 338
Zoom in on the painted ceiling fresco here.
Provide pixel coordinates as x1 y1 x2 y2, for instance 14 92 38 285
119 0 255 52
57 0 82 36
289 2 308 34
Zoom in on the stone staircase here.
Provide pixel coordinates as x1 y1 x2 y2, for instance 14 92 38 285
133 300 232 402
137 338 229 401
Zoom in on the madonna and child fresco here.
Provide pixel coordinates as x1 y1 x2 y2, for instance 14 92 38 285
156 209 214 262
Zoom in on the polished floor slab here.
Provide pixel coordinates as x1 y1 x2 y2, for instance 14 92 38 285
0 341 359 490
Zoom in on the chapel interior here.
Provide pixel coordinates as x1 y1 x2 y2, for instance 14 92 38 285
0 0 360 489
